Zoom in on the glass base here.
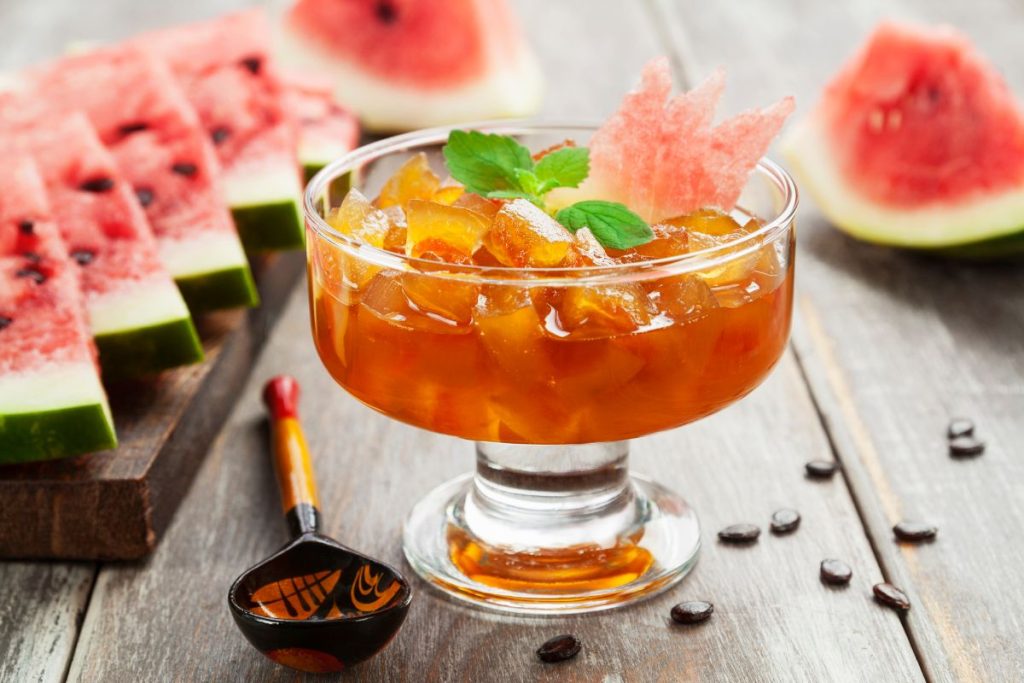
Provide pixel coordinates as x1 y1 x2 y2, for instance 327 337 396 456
403 442 700 615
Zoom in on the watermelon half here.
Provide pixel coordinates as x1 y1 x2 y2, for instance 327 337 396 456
277 0 543 131
0 156 116 463
281 72 360 181
28 46 259 310
783 22 1024 259
0 112 204 377
134 10 305 252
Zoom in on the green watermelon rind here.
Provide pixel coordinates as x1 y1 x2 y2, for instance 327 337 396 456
231 201 305 252
302 162 323 184
176 266 260 313
95 317 204 379
783 118 1024 260
0 403 117 465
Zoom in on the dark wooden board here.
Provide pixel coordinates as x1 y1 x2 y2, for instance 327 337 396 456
0 252 305 559
655 0 1024 680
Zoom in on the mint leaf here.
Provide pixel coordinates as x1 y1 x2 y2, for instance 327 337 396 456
556 201 653 250
535 147 589 190
442 130 534 196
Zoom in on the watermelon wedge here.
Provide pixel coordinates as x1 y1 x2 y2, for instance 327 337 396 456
133 10 305 252
27 46 259 311
783 22 1024 259
278 0 543 131
551 58 794 222
281 72 360 181
0 112 203 377
0 156 116 463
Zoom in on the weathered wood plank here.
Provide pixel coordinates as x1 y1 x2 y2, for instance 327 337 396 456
653 1 1024 681
64 2 921 679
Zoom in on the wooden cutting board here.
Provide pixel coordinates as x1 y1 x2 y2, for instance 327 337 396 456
0 252 305 560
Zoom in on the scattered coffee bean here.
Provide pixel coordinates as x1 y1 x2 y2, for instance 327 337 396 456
670 601 713 624
0 315 12 331
15 267 45 284
171 162 198 177
211 126 231 145
536 634 580 663
873 583 911 612
893 521 937 543
805 460 839 479
135 187 155 208
718 523 760 543
18 220 34 235
71 249 95 266
118 121 149 136
771 508 801 534
947 418 974 439
820 559 852 585
240 56 262 74
79 177 114 193
22 251 41 263
949 435 985 457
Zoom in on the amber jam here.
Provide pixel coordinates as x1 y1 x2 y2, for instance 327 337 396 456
307 154 793 445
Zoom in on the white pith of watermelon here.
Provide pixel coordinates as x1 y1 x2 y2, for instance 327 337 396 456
27 46 258 308
782 22 1024 254
134 10 305 252
278 0 543 131
0 112 203 375
280 72 360 178
0 156 116 463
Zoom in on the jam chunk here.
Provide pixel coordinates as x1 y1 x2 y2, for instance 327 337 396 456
486 199 574 267
405 200 490 259
377 152 441 208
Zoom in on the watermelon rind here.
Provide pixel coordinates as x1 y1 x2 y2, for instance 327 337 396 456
160 232 260 310
224 165 305 252
783 117 1024 259
0 363 117 464
177 266 260 313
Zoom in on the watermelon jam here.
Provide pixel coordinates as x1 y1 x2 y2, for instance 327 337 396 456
308 153 793 445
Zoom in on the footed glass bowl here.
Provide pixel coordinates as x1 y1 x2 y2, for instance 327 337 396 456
304 122 797 614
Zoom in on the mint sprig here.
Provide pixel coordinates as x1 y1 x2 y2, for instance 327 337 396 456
442 130 652 251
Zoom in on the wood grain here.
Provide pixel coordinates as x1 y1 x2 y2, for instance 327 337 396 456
59 0 921 680
652 1 1024 681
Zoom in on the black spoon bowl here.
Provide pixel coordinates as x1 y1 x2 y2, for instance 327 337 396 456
227 376 411 673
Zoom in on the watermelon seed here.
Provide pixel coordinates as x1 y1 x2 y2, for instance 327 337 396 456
240 56 262 75
15 267 45 284
135 187 155 208
0 316 11 331
18 220 34 235
118 121 149 136
71 249 95 266
171 162 198 177
211 127 231 145
375 1 398 23
79 177 114 193
22 251 41 263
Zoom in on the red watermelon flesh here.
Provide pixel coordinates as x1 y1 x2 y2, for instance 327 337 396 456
280 71 360 178
131 9 304 251
569 57 794 222
26 46 256 311
816 22 1024 207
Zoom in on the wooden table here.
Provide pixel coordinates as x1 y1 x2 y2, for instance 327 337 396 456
2 1 1022 681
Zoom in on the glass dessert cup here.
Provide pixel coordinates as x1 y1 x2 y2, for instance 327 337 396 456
304 123 797 615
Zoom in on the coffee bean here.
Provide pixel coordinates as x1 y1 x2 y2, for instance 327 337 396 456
135 187 155 208
949 435 985 457
820 559 852 585
240 56 262 74
71 249 95 266
873 583 910 612
947 418 974 439
211 126 231 145
22 251 41 263
805 460 838 479
536 634 580 663
718 523 760 543
770 508 801 534
18 220 34 235
171 162 198 177
79 177 114 192
670 601 713 624
893 521 937 543
118 121 148 136
0 315 12 331
16 267 45 284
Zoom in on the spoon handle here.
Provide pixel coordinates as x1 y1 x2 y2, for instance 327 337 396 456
263 376 321 537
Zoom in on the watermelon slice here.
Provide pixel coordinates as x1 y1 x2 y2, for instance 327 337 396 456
783 22 1024 258
27 46 259 311
277 0 543 131
281 72 360 181
0 112 203 377
133 10 305 252
0 156 117 463
551 57 794 222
